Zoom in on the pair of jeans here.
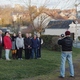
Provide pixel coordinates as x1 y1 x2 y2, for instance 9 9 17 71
32 48 37 59
60 51 74 77
5 49 10 60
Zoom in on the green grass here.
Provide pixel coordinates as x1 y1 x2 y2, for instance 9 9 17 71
0 48 80 80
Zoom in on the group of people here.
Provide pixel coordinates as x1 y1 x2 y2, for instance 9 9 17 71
0 30 43 60
0 29 75 78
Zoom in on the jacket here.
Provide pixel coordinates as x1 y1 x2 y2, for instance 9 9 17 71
16 37 24 49
3 36 12 49
24 37 32 49
58 37 73 51
32 38 39 48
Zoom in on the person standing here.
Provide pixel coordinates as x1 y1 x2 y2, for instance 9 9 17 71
3 31 12 60
16 32 24 60
11 33 17 59
58 31 74 78
29 33 32 58
0 30 3 59
37 33 43 59
32 34 39 59
24 33 32 59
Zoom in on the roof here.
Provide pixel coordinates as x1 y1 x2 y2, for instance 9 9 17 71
47 20 74 29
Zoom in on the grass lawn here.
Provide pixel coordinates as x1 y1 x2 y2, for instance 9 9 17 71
0 47 80 80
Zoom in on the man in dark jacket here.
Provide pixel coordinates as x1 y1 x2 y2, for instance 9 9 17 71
24 33 32 59
58 31 74 78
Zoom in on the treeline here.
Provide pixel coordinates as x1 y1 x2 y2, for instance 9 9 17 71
0 5 76 27
0 5 49 27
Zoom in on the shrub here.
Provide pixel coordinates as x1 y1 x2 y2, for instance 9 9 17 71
51 37 60 51
41 35 60 51
41 35 52 50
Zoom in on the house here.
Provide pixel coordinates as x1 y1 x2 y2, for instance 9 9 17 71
43 20 80 40
43 20 73 35
12 12 23 22
69 21 80 40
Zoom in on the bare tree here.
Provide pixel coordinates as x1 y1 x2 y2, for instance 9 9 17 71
8 0 77 33
22 0 51 33
23 0 72 33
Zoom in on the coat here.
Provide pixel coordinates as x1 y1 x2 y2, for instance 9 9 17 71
32 38 39 48
24 37 32 49
3 36 12 49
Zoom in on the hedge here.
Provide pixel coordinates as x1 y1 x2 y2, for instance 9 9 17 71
41 35 60 51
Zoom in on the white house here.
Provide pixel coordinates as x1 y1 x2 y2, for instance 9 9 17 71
69 22 80 40
43 29 68 35
43 20 80 40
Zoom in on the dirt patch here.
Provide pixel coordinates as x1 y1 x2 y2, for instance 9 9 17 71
54 58 80 80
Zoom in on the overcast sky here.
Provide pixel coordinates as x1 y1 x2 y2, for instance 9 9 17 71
0 0 80 10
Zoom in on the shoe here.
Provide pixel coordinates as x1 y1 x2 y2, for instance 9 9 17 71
38 58 41 59
59 76 64 78
21 58 23 60
18 58 20 60
18 58 23 60
6 59 11 61
70 76 75 78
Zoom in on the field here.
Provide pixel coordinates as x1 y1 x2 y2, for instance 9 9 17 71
0 48 80 80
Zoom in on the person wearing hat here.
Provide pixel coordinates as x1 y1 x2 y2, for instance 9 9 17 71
3 31 12 60
58 31 74 78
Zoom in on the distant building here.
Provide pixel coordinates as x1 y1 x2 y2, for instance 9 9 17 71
43 20 80 40
12 12 23 22
69 22 80 40
43 20 73 34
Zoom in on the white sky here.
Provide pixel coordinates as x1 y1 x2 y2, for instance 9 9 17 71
0 0 80 10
